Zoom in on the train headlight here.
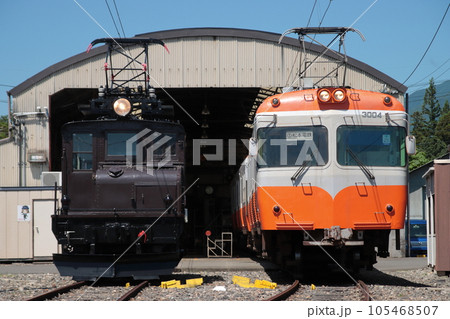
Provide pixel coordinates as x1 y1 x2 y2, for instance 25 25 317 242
113 98 132 116
385 204 395 214
383 96 392 106
273 205 281 216
271 97 281 107
318 89 331 102
333 89 346 102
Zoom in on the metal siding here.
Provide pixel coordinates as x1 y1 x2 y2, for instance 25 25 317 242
201 37 219 87
164 39 184 87
0 191 6 257
25 119 49 187
255 40 274 87
183 38 202 87
272 43 283 86
89 55 107 89
149 42 166 87
14 86 35 113
219 38 238 87
0 141 19 187
281 45 300 88
237 38 255 87
434 161 450 272
72 59 92 88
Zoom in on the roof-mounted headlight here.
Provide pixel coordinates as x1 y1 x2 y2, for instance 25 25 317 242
318 88 347 103
332 89 346 102
113 98 132 116
318 89 331 102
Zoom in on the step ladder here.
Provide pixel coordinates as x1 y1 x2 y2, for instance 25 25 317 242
206 232 233 258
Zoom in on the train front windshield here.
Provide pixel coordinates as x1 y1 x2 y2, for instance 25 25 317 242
257 126 328 168
337 126 406 167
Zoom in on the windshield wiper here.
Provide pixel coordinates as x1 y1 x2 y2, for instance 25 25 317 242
291 160 312 181
346 148 375 180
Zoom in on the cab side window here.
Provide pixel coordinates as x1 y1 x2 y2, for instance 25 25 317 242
73 133 93 170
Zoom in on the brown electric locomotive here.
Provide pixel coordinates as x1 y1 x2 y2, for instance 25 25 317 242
51 38 186 280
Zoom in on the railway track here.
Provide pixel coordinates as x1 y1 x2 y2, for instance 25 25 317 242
117 280 149 301
26 280 150 301
266 280 299 301
25 271 370 301
357 279 373 301
284 278 373 301
25 278 297 301
26 281 88 301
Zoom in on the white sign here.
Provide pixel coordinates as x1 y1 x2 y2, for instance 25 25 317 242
286 131 313 141
17 205 31 222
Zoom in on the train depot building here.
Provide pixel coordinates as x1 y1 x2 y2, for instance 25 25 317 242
1 27 415 261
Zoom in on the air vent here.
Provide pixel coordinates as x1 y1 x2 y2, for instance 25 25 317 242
41 172 62 187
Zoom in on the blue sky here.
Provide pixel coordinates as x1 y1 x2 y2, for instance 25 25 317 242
1 0 449 115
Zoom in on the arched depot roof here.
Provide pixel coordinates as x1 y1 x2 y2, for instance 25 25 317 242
9 27 407 97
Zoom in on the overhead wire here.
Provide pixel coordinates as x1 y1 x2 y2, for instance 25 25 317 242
104 0 122 37
306 0 318 28
402 3 449 85
112 0 126 38
407 58 450 89
318 0 332 27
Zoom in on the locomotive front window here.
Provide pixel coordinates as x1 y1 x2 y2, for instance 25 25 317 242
257 126 328 168
73 133 93 170
106 132 177 158
337 126 406 167
107 132 137 156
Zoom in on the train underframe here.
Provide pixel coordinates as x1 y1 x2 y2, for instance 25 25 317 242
51 214 184 281
243 228 391 273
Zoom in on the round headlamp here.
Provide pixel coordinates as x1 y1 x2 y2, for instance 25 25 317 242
113 98 132 116
318 89 331 102
333 89 346 102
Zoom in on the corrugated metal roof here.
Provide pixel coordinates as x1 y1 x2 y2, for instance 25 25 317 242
9 27 407 96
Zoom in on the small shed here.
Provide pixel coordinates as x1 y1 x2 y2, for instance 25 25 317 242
423 159 450 276
0 187 61 261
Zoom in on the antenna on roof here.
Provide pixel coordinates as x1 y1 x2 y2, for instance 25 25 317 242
279 27 365 89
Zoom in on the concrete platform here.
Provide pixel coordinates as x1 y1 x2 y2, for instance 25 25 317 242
374 257 427 272
175 257 278 272
0 257 428 275
0 262 59 275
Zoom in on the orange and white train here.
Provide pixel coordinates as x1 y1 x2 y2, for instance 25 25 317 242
232 87 415 271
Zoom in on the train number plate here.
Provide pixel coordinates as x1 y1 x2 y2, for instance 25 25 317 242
286 131 313 140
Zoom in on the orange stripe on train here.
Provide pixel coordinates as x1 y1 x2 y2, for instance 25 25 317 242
252 185 406 230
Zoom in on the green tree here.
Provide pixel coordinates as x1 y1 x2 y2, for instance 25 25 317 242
408 151 429 171
0 115 9 139
436 101 450 146
442 99 450 115
410 110 428 151
421 78 441 130
409 78 448 170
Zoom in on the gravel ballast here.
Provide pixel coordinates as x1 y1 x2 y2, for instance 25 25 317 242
0 265 448 301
